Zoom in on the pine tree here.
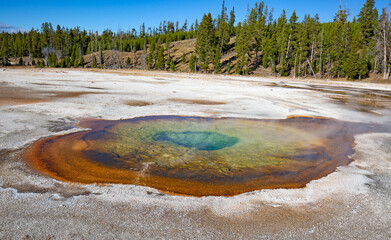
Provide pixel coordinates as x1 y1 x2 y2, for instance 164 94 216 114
148 40 156 69
182 53 186 63
170 58 175 71
48 53 57 67
195 13 216 72
165 34 171 57
92 55 97 68
358 0 379 46
276 10 288 75
376 8 390 79
166 55 172 69
252 2 268 59
100 49 104 67
217 0 230 53
70 47 77 66
213 44 221 73
65 56 71 67
235 22 251 74
285 11 299 75
329 5 350 78
73 58 79 67
296 14 312 77
194 19 199 32
126 57 131 67
225 62 231 74
60 58 66 68
157 46 165 70
0 36 10 66
189 54 196 72
228 7 236 36
345 27 367 79
182 19 188 32
79 56 84 67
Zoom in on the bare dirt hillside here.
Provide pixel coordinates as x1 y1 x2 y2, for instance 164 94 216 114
81 37 275 77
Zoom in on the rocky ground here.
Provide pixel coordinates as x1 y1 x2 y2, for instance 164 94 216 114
0 68 391 239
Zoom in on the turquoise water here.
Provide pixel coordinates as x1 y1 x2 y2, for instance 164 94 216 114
152 131 239 150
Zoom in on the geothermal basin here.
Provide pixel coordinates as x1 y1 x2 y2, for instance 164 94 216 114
1 69 391 239
25 115 390 196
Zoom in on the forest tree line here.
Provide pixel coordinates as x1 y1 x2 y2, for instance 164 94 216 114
0 0 390 80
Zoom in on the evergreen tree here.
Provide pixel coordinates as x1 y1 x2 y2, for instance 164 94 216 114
126 56 131 67
329 5 350 78
194 19 199 32
18 57 23 66
225 62 231 74
157 46 165 70
166 55 172 69
60 58 66 68
275 10 289 75
376 8 390 79
170 58 176 71
148 40 156 69
79 56 84 67
92 55 97 68
345 29 362 79
70 47 77 66
182 53 186 63
65 56 71 67
48 53 58 67
358 0 379 46
357 0 379 75
213 44 222 73
100 49 104 67
148 51 154 69
284 10 299 75
41 22 53 49
73 58 79 67
235 22 251 74
195 13 216 72
0 36 10 66
182 19 188 32
228 7 236 36
189 54 196 72
165 34 171 56
248 2 267 59
217 0 230 53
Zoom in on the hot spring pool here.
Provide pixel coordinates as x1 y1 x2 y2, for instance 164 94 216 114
25 116 387 196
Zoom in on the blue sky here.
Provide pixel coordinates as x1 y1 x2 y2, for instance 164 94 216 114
0 0 389 33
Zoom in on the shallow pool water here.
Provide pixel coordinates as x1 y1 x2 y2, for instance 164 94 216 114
152 131 239 150
25 116 390 196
